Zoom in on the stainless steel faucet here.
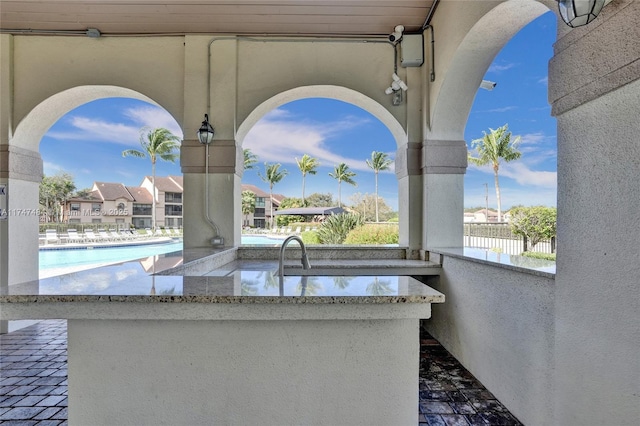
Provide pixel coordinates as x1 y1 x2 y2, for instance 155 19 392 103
278 235 311 277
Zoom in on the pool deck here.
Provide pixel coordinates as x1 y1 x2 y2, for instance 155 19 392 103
0 320 522 425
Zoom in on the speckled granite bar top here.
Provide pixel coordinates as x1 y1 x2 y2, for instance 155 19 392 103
1 274 443 304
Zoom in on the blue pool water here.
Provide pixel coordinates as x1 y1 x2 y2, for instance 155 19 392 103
240 235 284 245
39 241 184 270
39 235 285 271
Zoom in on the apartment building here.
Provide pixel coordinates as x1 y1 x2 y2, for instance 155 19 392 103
241 184 284 228
62 176 183 229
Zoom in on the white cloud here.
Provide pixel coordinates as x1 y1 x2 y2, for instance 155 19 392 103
519 132 547 145
124 106 183 138
243 112 391 174
538 76 548 85
488 62 516 73
472 106 517 114
468 162 556 188
45 105 183 147
43 161 65 176
47 116 140 146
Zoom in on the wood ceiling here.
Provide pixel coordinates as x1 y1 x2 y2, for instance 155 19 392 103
0 1 436 37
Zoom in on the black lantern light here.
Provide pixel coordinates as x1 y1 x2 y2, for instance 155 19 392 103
558 0 605 28
197 114 215 145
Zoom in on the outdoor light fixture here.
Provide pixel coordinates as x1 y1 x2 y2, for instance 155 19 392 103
197 113 224 246
558 0 605 27
480 80 497 91
388 25 405 43
385 73 408 106
197 114 214 144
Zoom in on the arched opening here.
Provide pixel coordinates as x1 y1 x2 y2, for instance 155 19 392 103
464 11 557 220
9 86 184 279
236 86 407 244
459 9 558 261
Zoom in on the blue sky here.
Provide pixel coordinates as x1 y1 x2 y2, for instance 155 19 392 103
40 12 557 211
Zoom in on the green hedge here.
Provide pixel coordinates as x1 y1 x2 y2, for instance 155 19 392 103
521 251 556 261
344 224 399 245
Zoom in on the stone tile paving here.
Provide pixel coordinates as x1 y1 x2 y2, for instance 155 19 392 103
419 328 523 425
1 320 522 425
0 320 67 426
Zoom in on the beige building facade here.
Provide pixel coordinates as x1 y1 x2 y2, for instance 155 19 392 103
1 1 639 424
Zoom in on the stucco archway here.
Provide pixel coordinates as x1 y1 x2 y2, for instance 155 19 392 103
235 84 412 244
236 85 407 148
3 86 182 287
11 85 182 152
429 0 551 141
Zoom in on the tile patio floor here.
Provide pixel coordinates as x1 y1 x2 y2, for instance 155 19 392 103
1 320 522 425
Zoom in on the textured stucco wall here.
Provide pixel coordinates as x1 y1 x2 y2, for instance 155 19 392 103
550 2 640 423
423 257 556 426
554 79 640 425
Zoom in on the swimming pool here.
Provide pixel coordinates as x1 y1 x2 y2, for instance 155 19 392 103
39 235 286 273
40 241 184 270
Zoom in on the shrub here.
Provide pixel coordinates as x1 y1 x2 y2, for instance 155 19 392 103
344 224 399 245
300 230 320 245
316 213 364 244
521 251 556 261
509 206 557 249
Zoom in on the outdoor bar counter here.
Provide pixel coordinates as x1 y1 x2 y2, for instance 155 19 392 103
0 253 444 425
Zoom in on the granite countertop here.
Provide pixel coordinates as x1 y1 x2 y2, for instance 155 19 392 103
1 248 445 321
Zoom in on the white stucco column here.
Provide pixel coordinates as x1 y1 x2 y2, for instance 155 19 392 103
0 146 43 333
550 2 640 423
395 142 422 252
421 139 467 250
181 138 242 248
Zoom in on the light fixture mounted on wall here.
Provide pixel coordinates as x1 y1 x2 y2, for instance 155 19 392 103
197 113 215 144
558 0 605 28
385 73 408 106
197 113 224 246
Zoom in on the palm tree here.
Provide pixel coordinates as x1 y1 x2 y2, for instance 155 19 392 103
259 162 288 228
122 127 180 230
366 277 393 296
329 163 357 207
241 190 256 227
243 148 258 171
295 154 320 205
366 151 393 222
468 124 521 222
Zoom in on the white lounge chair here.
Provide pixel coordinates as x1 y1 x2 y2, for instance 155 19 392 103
44 229 60 244
83 229 98 242
66 229 85 243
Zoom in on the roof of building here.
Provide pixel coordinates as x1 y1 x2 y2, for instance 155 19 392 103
241 184 285 205
67 190 101 202
93 182 135 201
274 206 346 216
241 184 269 198
143 176 183 192
126 186 153 204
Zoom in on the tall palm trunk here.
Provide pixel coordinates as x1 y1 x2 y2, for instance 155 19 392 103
301 174 306 205
269 185 274 228
337 180 342 207
151 159 156 230
374 171 379 222
494 164 502 222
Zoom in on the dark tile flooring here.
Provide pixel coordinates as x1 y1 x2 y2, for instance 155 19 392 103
1 320 521 425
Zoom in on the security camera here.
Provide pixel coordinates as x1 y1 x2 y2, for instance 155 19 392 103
392 73 408 91
388 25 405 43
480 80 497 91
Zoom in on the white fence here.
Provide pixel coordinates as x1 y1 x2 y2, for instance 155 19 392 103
464 223 556 256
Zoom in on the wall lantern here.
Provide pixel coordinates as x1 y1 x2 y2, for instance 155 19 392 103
197 114 215 145
558 0 605 27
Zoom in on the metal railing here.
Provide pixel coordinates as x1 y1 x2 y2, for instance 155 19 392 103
463 222 556 255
